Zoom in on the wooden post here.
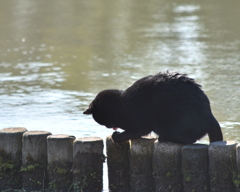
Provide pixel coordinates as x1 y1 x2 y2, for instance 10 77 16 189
22 131 52 190
209 141 237 191
47 134 75 191
0 127 27 190
153 141 183 192
182 144 209 192
106 136 130 192
236 145 240 191
130 136 157 192
73 137 104 192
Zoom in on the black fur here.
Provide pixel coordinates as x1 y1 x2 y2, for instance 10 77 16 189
83 71 223 144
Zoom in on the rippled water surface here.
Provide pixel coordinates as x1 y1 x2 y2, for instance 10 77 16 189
1 0 240 189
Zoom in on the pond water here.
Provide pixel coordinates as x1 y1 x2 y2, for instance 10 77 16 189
1 0 240 190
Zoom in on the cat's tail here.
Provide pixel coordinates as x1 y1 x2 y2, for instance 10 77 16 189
208 117 223 142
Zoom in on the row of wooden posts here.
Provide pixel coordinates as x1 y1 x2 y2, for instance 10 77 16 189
0 127 240 192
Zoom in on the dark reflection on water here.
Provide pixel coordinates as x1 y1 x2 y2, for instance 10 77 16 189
0 0 240 189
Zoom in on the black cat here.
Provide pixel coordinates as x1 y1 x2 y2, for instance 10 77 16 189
83 71 223 144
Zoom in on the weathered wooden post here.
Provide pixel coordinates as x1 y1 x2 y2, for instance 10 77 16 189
72 137 104 192
106 136 130 192
0 127 27 190
209 141 238 191
236 145 240 192
22 131 52 190
130 136 157 192
182 144 209 192
47 134 75 191
153 141 183 192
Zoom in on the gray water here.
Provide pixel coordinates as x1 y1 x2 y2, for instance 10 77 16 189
1 0 240 190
